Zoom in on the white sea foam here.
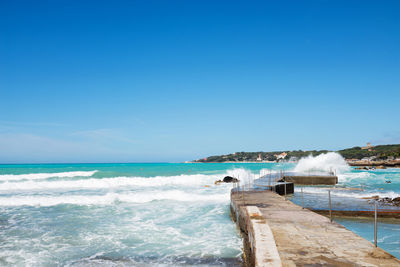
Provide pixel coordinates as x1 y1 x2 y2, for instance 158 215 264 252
294 187 400 199
0 171 98 181
0 173 228 192
337 171 374 182
294 152 350 174
226 168 258 185
259 169 279 177
0 190 229 206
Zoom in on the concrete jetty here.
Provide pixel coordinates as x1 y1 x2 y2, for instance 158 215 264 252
231 190 400 267
282 175 338 185
255 172 338 187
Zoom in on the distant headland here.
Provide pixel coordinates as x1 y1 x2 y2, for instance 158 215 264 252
192 143 400 167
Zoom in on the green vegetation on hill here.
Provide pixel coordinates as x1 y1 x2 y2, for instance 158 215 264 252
194 144 400 162
338 144 400 160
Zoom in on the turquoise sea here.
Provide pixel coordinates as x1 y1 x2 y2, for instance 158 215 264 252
0 160 399 265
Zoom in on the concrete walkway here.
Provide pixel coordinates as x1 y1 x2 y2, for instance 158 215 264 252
231 190 400 267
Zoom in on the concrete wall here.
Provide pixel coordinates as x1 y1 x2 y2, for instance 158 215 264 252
230 192 282 267
230 195 255 267
273 183 294 195
283 175 338 185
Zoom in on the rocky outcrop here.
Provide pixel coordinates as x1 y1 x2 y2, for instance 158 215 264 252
223 176 239 183
350 160 400 168
377 197 400 206
355 166 387 170
214 176 239 185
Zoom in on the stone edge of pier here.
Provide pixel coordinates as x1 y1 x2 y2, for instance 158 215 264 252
230 191 282 267
230 190 400 267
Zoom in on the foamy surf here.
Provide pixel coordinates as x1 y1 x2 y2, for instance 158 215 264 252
0 190 229 206
337 171 374 182
294 187 400 199
0 173 235 192
0 170 98 181
294 152 350 174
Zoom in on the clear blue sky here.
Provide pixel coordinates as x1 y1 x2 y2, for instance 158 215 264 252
0 0 399 163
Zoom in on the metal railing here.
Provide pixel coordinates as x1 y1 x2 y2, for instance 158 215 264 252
295 187 398 248
231 171 398 249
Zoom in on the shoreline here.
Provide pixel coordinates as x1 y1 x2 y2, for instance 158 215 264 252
349 161 400 168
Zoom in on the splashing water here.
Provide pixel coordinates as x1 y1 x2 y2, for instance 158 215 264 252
1 162 399 264
226 168 256 186
294 152 350 174
0 163 248 266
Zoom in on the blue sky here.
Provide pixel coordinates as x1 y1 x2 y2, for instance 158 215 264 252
0 0 399 163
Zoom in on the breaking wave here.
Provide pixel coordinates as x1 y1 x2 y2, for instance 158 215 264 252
0 169 253 206
0 190 229 206
0 174 219 191
294 152 350 174
0 171 98 181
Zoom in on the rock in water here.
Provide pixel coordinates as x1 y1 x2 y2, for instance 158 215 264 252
223 176 239 183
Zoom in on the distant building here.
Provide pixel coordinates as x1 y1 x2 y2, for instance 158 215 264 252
361 142 374 150
275 152 287 160
361 156 377 161
256 154 262 161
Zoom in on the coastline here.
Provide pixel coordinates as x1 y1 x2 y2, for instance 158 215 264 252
348 161 400 168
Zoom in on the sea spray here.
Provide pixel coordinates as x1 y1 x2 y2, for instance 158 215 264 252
294 152 350 174
226 168 255 186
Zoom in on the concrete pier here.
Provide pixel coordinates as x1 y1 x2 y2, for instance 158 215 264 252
283 175 338 185
231 190 400 267
256 172 338 187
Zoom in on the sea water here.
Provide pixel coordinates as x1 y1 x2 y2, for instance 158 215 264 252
0 160 399 265
0 163 276 266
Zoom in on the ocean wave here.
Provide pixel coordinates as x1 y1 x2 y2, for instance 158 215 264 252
0 169 256 192
0 190 229 206
225 168 261 185
294 152 350 174
0 173 225 191
337 171 374 182
294 187 400 199
0 171 98 181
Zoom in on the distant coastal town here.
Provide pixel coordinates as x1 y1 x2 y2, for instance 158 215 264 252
192 143 400 168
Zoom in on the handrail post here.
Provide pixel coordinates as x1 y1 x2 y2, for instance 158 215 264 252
374 202 378 247
242 184 245 205
301 187 304 209
284 182 287 199
328 190 332 223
